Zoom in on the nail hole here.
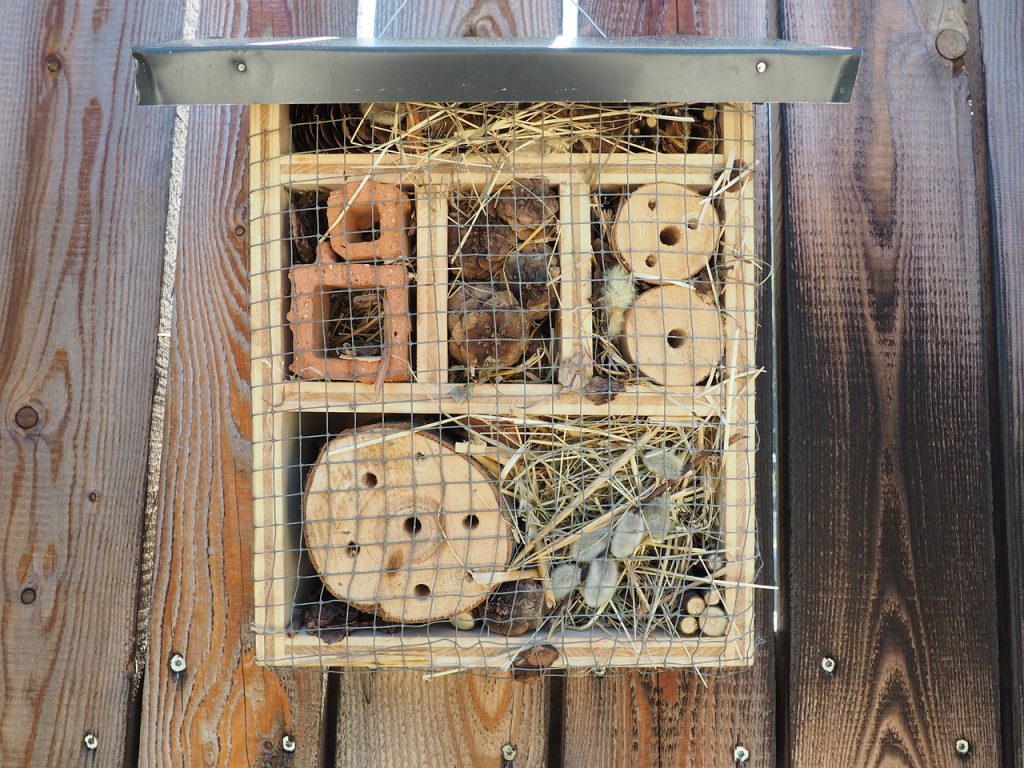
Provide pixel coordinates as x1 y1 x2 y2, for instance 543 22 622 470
20 588 36 605
667 329 687 349
647 198 657 211
346 541 360 557
415 452 426 461
659 226 681 246
404 517 423 535
463 514 480 530
362 472 378 488
686 219 698 230
645 254 657 268
414 583 431 598
234 225 246 237
88 491 99 503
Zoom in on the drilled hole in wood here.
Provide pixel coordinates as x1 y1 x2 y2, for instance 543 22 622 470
414 583 431 598
346 541 360 557
404 517 423 536
362 472 378 488
647 198 657 211
645 254 657 268
660 226 681 246
667 329 687 349
463 514 480 530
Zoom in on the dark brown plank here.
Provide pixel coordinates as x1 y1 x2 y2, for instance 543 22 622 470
781 1 1002 765
136 3 356 767
329 4 560 767
979 0 1024 763
0 1 181 764
564 3 777 767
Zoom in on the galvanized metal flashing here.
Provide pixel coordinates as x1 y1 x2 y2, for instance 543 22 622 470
131 36 861 105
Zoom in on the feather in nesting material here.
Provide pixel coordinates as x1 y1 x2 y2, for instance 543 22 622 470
550 563 581 602
603 264 635 339
610 511 646 558
640 496 674 542
643 448 687 480
571 528 610 563
582 558 620 608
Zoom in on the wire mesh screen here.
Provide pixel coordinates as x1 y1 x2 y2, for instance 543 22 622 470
248 101 760 674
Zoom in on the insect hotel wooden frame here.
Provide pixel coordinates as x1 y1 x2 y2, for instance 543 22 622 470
133 37 859 672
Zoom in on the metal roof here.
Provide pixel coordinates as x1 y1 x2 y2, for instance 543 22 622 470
132 36 860 105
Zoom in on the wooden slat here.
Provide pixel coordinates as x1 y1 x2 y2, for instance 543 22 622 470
136 3 356 768
414 182 450 384
563 4 776 767
337 675 548 768
0 1 180 764
276 379 718 418
329 4 561 767
979 0 1024 763
781 1 1003 765
374 0 561 37
282 153 726 191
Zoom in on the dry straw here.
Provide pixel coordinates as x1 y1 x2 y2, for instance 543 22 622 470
461 414 727 641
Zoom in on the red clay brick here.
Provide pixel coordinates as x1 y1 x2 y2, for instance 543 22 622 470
326 180 412 261
288 243 412 382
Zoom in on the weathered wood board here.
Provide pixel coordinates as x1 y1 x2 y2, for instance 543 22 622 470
3 1 1021 767
781 0 1003 765
0 1 180 764
137 3 355 768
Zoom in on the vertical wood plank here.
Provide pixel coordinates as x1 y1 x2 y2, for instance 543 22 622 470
979 0 1024 763
0 1 182 765
415 182 451 384
374 0 561 37
564 4 776 767
781 1 1002 765
331 3 560 767
138 3 356 767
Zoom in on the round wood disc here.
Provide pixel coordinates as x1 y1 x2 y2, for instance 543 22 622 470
619 285 722 386
610 183 721 281
303 426 511 623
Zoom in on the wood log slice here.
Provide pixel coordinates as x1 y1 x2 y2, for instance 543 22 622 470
610 183 721 281
619 285 722 386
303 426 512 623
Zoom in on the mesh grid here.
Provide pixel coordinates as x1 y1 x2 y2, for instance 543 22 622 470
248 101 761 674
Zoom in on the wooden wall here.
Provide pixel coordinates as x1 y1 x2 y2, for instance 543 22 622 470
0 1 1019 766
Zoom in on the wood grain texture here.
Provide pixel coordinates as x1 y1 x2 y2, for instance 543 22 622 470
979 0 1024 763
781 1 1002 765
565 3 777 768
336 674 549 768
374 0 561 37
326 4 561 767
0 0 180 764
137 3 355 767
